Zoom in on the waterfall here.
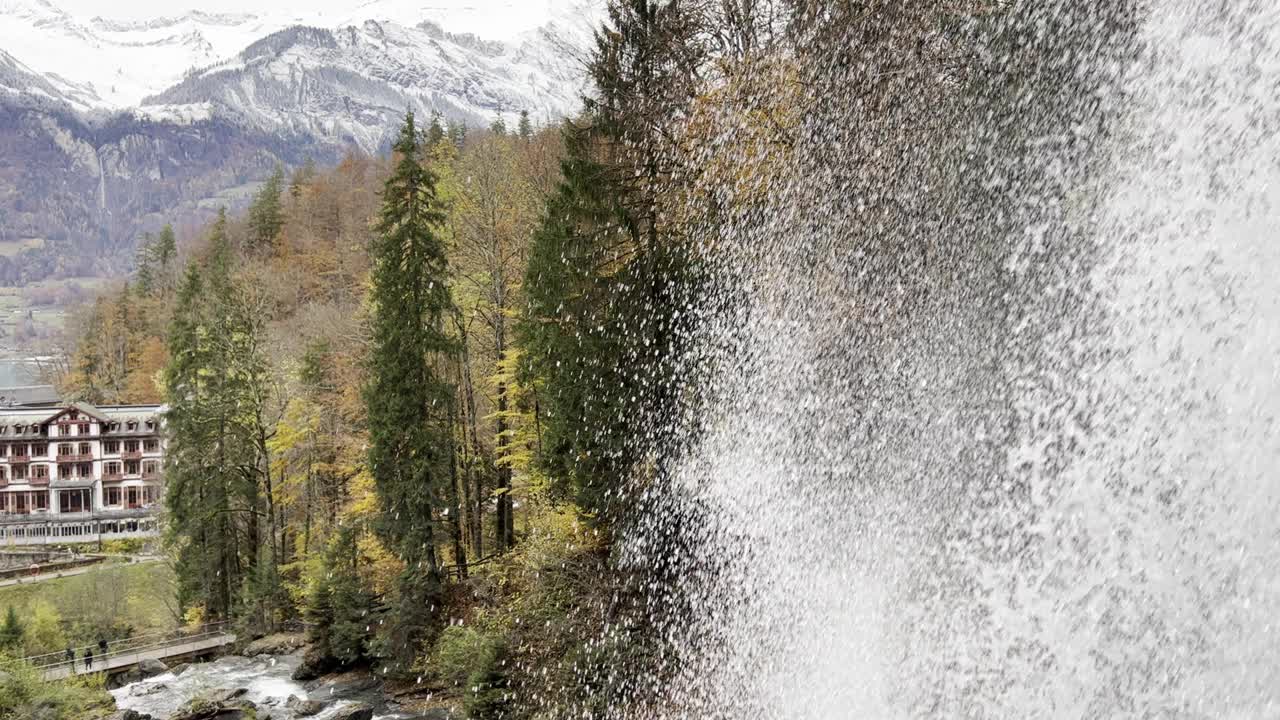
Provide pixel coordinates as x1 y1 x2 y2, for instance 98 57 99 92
628 2 1280 717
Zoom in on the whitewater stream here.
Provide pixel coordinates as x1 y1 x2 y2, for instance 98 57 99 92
111 654 419 720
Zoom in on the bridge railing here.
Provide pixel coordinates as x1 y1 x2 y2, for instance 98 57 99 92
29 621 234 675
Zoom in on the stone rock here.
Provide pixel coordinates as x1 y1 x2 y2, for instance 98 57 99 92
318 673 379 698
137 658 169 678
167 688 256 720
285 694 326 717
291 646 339 682
244 632 307 656
206 688 250 704
105 711 156 720
328 704 375 720
129 681 169 697
169 662 192 676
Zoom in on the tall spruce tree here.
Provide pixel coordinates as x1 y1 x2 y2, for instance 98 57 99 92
521 0 704 526
165 210 269 622
365 112 457 670
248 166 285 250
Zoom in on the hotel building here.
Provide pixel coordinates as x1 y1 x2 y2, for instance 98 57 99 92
0 401 165 546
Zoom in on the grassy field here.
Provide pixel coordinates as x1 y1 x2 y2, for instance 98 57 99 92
0 560 179 655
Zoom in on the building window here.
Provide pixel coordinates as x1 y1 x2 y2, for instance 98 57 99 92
105 462 121 476
14 425 23 435
12 465 26 481
143 461 159 476
77 463 91 478
78 442 90 456
126 486 140 508
126 421 137 432
143 486 159 505
59 488 90 513
34 492 47 510
105 486 122 506
32 465 47 479
30 443 46 457
57 443 72 457
58 464 72 480
109 422 119 432
103 440 120 454
78 423 89 435
125 460 140 475
0 467 7 480
144 439 159 452
125 440 139 453
0 445 7 457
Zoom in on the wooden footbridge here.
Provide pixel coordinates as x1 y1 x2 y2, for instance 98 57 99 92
28 622 236 681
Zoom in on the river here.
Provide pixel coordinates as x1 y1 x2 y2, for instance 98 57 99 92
111 653 424 720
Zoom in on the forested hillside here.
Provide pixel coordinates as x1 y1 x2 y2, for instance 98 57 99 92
53 1 1010 716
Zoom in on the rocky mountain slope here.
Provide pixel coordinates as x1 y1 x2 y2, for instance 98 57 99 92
0 0 590 284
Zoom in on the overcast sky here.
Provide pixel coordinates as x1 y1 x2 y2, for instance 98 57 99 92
53 0 580 40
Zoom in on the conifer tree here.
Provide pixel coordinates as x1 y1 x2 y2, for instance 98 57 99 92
365 112 457 670
0 606 23 650
154 224 178 294
134 232 156 295
248 166 285 250
517 109 532 139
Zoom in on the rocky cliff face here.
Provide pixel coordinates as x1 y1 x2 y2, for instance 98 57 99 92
0 1 589 284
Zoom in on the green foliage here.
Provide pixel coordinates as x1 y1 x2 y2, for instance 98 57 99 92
431 625 498 686
0 654 112 720
165 208 284 627
517 110 532 139
463 640 510 719
248 166 286 250
305 526 377 666
0 561 178 653
365 112 455 670
22 601 65 657
0 607 23 651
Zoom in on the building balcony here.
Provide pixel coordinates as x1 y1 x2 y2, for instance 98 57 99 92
55 453 91 463
29 476 48 486
102 472 123 482
8 455 29 464
122 450 143 461
141 471 160 480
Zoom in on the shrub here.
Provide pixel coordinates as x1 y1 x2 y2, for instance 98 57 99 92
431 625 498 687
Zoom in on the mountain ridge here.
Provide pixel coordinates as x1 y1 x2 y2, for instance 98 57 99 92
0 0 592 286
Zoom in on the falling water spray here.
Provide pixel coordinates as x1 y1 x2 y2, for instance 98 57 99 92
613 2 1280 718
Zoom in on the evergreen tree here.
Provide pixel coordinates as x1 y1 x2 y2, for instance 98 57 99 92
517 109 532 139
489 115 507 136
248 166 286 250
134 233 156 295
520 0 705 525
365 112 456 670
154 224 178 295
427 111 446 147
0 606 24 650
306 526 376 665
447 120 467 150
164 209 266 622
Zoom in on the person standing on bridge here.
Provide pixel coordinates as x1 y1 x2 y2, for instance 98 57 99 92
84 646 93 670
98 637 108 657
65 645 74 670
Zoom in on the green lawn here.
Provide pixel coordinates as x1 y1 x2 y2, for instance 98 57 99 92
0 561 180 655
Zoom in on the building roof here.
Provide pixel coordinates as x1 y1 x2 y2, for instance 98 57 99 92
0 401 164 434
0 385 59 407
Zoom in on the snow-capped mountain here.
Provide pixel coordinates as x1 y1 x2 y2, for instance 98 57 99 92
144 18 584 152
0 0 596 285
